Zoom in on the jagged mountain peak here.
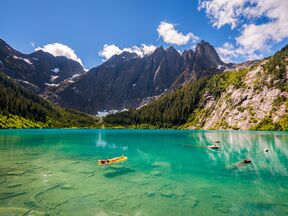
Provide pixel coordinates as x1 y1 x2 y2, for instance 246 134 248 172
0 38 25 59
182 49 195 58
166 46 178 53
195 40 223 64
155 46 165 52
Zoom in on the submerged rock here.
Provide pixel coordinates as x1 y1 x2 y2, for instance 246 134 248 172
7 170 25 175
95 211 110 216
6 183 22 188
211 193 222 199
215 203 232 214
71 160 80 164
216 207 229 214
150 170 161 176
145 191 156 197
0 169 25 176
61 184 74 190
191 199 199 208
0 207 45 216
33 183 64 199
0 192 27 200
185 197 199 208
160 190 176 198
16 161 28 164
131 202 142 209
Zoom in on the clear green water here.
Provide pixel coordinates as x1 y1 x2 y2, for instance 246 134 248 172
0 129 288 216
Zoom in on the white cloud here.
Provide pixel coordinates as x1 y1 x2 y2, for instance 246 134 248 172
99 44 157 61
216 42 263 63
141 44 158 55
216 42 239 62
35 43 83 66
157 21 199 46
199 0 288 61
198 0 248 29
99 44 122 60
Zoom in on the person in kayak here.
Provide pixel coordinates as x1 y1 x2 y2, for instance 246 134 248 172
98 155 127 165
207 145 220 149
100 159 110 164
227 159 252 169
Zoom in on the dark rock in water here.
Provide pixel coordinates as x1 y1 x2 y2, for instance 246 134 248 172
185 196 199 208
191 199 199 208
71 160 80 164
33 183 64 199
87 173 95 177
25 200 39 209
131 202 142 209
216 207 230 214
211 193 222 199
244 202 275 211
2 170 25 176
6 183 22 188
0 207 45 215
61 184 74 190
145 191 156 197
150 170 161 176
16 161 28 164
0 192 27 200
98 198 106 203
160 190 176 198
215 203 232 214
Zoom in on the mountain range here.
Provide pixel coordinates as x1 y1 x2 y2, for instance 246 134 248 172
105 45 288 130
0 38 287 130
0 39 233 114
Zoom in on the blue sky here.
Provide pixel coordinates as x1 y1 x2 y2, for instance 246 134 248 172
1 0 287 69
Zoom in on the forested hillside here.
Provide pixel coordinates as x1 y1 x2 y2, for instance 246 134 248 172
0 72 100 128
104 45 288 130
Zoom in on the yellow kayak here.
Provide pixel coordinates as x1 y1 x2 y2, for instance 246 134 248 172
97 155 128 166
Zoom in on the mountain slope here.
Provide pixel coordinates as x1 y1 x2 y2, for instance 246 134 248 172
55 41 230 114
0 39 85 93
0 72 100 128
104 45 288 130
0 39 232 114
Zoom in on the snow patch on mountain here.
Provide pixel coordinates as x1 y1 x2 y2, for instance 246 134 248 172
45 83 59 87
50 75 59 82
13 55 33 64
51 68 60 73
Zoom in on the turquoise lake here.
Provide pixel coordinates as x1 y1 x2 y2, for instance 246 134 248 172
0 129 288 216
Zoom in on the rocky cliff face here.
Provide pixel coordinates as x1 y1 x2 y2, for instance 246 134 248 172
186 59 287 130
55 41 229 114
0 39 85 92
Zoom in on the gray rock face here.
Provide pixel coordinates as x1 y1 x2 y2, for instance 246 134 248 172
187 61 288 130
56 41 228 114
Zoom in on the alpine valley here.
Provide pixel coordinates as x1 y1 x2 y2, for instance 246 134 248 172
0 38 287 130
